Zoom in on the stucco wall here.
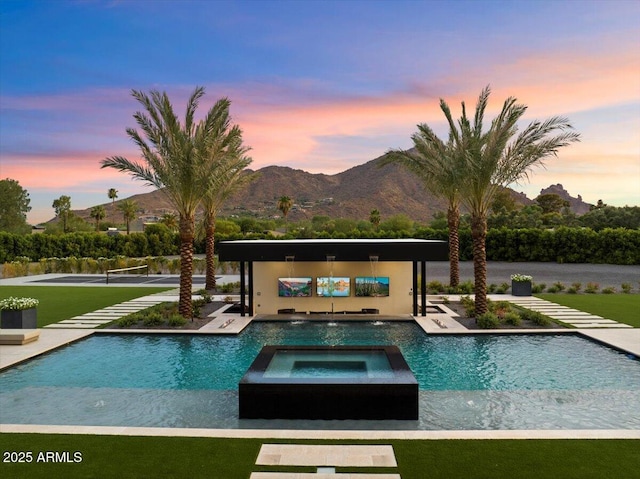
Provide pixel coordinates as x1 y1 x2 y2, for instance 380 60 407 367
252 261 413 315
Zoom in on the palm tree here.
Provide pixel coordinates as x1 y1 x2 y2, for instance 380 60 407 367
102 86 225 318
90 205 106 231
277 196 293 231
369 209 381 230
108 188 118 221
199 101 254 290
449 86 580 314
117 199 138 234
160 212 178 232
384 125 464 288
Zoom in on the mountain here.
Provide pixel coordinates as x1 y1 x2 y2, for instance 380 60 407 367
223 155 448 222
538 184 592 215
62 154 593 225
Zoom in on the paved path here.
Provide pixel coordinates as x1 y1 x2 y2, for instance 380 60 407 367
508 296 633 329
252 444 400 478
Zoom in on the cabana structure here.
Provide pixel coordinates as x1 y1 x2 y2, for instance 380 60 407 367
217 239 448 317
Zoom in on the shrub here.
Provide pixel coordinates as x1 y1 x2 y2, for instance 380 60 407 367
192 298 207 317
440 295 450 304
552 281 566 292
602 286 616 294
571 282 582 292
520 309 551 326
495 283 509 294
567 287 579 294
503 312 522 326
427 280 445 294
585 282 600 294
546 285 560 293
220 283 235 293
532 282 546 294
196 289 212 303
621 283 633 294
477 312 500 329
168 314 187 327
457 281 474 295
117 315 138 327
487 283 497 294
143 311 164 326
460 295 475 317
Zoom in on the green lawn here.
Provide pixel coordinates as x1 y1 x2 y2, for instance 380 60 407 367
0 435 638 479
0 286 171 327
537 293 640 327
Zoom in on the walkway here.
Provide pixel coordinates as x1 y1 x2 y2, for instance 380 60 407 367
508 296 632 329
44 291 168 329
251 444 400 478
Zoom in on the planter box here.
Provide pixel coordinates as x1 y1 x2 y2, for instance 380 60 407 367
1 308 37 329
511 281 532 297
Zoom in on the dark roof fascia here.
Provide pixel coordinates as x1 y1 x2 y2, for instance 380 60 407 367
217 239 448 262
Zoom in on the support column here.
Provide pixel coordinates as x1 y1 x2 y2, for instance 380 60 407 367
248 261 254 315
240 260 246 317
420 261 427 317
412 261 418 316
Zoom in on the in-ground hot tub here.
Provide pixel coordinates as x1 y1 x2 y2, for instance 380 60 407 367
238 345 418 420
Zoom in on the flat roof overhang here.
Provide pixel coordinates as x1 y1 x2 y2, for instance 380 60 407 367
217 239 448 262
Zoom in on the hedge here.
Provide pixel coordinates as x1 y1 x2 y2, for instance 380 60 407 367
0 227 638 265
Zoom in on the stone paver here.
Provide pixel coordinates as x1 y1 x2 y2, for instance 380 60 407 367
43 295 166 329
250 474 401 479
507 297 628 329
256 444 397 467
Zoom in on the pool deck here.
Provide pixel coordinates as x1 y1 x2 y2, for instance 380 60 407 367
1 283 639 440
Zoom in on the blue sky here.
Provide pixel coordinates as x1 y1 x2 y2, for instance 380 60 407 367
1 0 639 223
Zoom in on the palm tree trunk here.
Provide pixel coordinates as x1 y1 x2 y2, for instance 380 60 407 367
447 205 460 288
205 220 217 290
471 212 488 316
178 214 195 319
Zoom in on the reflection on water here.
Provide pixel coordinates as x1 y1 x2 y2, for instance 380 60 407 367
2 387 639 430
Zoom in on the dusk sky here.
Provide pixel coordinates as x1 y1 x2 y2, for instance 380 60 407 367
1 0 639 224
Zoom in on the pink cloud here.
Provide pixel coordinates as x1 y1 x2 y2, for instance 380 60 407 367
0 152 134 190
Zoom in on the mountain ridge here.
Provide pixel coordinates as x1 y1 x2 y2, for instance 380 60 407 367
63 154 593 225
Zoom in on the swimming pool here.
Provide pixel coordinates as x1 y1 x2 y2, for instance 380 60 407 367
1 322 639 430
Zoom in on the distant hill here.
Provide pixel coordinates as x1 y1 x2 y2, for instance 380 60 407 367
61 153 593 225
538 184 592 215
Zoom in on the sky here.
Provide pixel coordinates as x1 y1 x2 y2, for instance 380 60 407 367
1 0 639 224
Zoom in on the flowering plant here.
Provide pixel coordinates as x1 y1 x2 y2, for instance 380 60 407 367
510 274 533 283
0 297 39 311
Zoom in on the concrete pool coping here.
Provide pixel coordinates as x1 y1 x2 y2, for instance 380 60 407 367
2 423 639 440
2 318 639 371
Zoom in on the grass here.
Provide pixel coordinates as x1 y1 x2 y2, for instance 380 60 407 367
537 293 640 327
0 286 171 327
0 434 638 479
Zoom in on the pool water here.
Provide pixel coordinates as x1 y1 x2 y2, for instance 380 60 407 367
264 350 395 379
1 322 639 430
